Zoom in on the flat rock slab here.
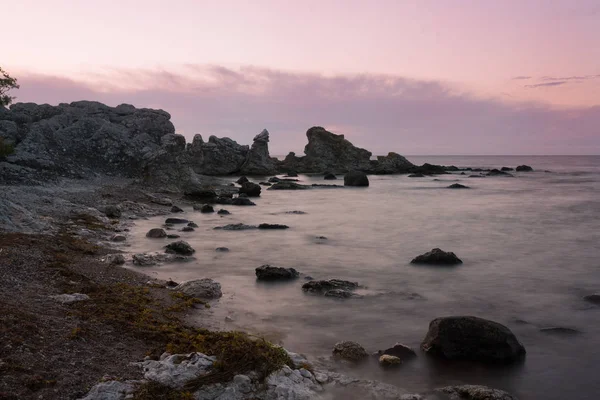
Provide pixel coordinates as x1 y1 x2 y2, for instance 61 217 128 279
165 218 189 224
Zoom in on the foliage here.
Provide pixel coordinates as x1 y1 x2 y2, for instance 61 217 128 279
0 67 19 107
0 137 15 158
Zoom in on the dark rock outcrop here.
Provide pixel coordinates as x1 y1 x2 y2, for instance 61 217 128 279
448 183 470 189
501 167 514 171
236 176 249 184
421 316 526 363
240 129 277 175
371 152 413 174
258 223 289 230
165 218 189 224
377 343 417 360
238 182 262 197
344 171 369 187
516 165 533 172
255 265 299 281
104 205 121 219
411 248 463 265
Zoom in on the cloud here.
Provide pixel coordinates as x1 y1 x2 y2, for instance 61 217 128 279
511 76 532 80
525 81 568 89
12 66 600 155
540 75 600 81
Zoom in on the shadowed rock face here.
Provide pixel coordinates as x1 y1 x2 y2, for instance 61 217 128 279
240 129 277 175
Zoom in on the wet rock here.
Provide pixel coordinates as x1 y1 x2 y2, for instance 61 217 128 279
166 234 180 239
236 176 249 184
372 152 413 174
50 293 90 304
197 204 214 213
79 380 138 400
411 248 463 265
175 278 222 299
214 223 257 231
583 293 600 304
104 205 121 218
344 171 369 187
421 316 526 363
516 165 533 172
256 265 300 281
231 197 256 206
259 181 272 186
379 355 402 368
258 223 289 230
333 341 369 362
285 171 299 177
409 163 447 175
132 252 190 266
408 173 425 178
434 384 518 400
540 327 581 335
165 240 195 256
487 169 513 177
165 217 189 224
110 234 126 242
105 254 126 266
171 205 184 213
183 187 217 201
285 211 307 214
239 182 262 197
302 279 360 298
501 167 514 171
448 183 470 189
268 181 310 190
240 129 277 175
139 352 216 389
187 222 198 228
324 173 337 180
378 343 417 360
215 247 230 252
181 226 194 232
217 209 231 215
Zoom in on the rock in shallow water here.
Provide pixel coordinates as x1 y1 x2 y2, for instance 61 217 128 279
256 265 299 281
146 228 167 238
302 279 360 298
165 217 188 224
171 205 183 213
344 171 369 187
165 240 195 256
232 197 256 206
140 352 216 389
516 165 533 172
175 279 222 299
333 341 369 362
377 343 417 360
379 354 402 367
239 182 262 197
447 183 469 189
214 223 257 231
421 316 526 363
411 248 463 265
258 223 289 230
584 293 600 304
217 209 231 215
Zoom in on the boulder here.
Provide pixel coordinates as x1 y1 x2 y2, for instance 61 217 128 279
434 385 518 400
372 152 413 174
324 173 337 180
255 265 300 281
175 278 222 299
215 247 230 252
166 234 180 239
344 171 369 187
236 176 249 184
409 163 447 175
181 226 194 232
171 205 184 213
239 182 262 197
240 129 277 175
411 248 463 265
500 167 514 171
132 252 191 266
378 355 402 367
140 352 216 389
583 293 600 304
105 254 126 266
421 316 526 363
448 183 470 189
217 209 231 215
187 222 198 228
165 218 189 224
516 165 533 172
302 279 360 298
198 204 214 213
258 223 289 230
104 205 121 218
332 341 369 362
377 343 417 360
165 240 195 256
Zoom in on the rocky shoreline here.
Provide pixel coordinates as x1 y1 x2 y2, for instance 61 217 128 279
0 101 546 399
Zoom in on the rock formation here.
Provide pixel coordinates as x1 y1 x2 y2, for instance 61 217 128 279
240 129 277 175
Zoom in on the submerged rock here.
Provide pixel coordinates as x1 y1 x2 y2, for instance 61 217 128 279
421 316 526 363
217 209 231 215
181 226 194 232
583 293 600 304
258 223 289 230
171 205 184 213
302 279 360 298
447 183 470 189
333 341 369 362
434 385 518 400
165 240 195 256
377 343 417 360
268 182 310 190
175 279 222 299
165 217 189 224
197 204 214 213
231 197 256 206
256 265 300 281
239 181 262 197
516 165 533 172
344 171 369 187
501 167 514 171
540 327 581 335
214 223 257 231
411 248 463 265
215 247 230 252
408 173 425 178
187 222 198 228
487 169 513 177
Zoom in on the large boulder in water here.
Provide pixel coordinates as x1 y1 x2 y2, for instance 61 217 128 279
344 171 369 187
238 182 262 197
255 265 299 281
516 164 533 172
240 129 277 175
411 248 463 265
332 341 369 362
421 316 526 363
165 241 195 256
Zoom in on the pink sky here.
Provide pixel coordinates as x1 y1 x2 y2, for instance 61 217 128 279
3 0 599 154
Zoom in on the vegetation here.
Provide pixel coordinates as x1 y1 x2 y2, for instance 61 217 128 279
0 137 15 158
0 67 19 107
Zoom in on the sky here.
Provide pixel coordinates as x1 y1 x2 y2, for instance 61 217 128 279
2 0 599 155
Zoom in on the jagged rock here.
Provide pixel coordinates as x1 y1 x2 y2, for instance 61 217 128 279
434 385 518 400
236 176 249 184
256 265 299 281
139 352 216 389
583 293 600 304
372 152 413 174
516 165 533 172
175 279 222 299
302 279 360 298
214 223 257 231
344 171 369 187
323 173 337 180
258 223 289 230
421 316 526 363
409 163 447 175
165 240 195 256
188 135 249 175
332 341 369 362
411 248 463 265
50 293 90 304
239 182 262 197
165 218 189 224
231 197 256 206
379 355 402 367
79 380 139 400
171 205 183 213
268 182 310 190
448 183 469 189
217 209 231 215
240 129 277 175
104 205 121 218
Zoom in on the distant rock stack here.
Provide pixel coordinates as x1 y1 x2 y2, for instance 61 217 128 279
240 129 277 175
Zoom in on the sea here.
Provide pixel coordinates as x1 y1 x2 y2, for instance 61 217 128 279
125 155 600 400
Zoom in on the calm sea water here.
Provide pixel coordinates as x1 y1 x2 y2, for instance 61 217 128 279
127 156 600 400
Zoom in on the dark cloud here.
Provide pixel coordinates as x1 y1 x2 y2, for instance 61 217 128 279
524 81 568 89
511 76 532 80
540 75 599 81
13 66 600 155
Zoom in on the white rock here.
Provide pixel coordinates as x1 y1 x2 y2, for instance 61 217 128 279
50 293 90 304
78 380 138 400
175 279 222 299
140 352 216 389
263 366 323 400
